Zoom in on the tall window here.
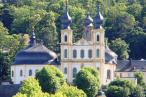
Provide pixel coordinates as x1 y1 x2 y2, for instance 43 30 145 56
73 68 77 78
12 70 14 77
64 67 67 74
80 50 84 58
64 35 67 42
97 35 99 41
96 49 99 57
64 49 67 58
107 70 111 79
20 70 23 77
73 49 77 58
29 69 32 76
88 49 92 58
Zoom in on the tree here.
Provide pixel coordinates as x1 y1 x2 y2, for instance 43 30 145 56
57 83 87 97
19 77 42 96
127 3 142 19
36 65 64 93
105 11 135 40
106 86 129 97
125 27 146 59
0 22 20 82
13 93 27 97
134 72 145 86
75 67 100 97
106 79 145 97
110 38 129 60
0 8 14 31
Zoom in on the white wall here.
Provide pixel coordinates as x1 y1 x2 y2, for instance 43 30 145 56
11 65 46 84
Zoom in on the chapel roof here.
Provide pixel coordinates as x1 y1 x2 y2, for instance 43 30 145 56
116 59 146 72
13 32 59 65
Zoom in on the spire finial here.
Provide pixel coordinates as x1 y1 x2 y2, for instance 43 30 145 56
61 0 72 29
29 28 36 46
93 3 104 29
65 0 68 11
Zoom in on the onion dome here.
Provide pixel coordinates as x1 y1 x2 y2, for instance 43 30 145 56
13 32 59 65
85 12 93 27
61 2 72 29
93 4 104 29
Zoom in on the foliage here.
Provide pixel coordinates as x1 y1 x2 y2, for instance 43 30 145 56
134 72 145 86
0 22 20 82
19 77 42 96
106 79 145 97
57 83 87 97
36 65 64 93
13 93 27 97
110 38 129 60
106 86 129 97
75 67 100 97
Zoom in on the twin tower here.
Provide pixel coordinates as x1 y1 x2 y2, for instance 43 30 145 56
59 4 111 85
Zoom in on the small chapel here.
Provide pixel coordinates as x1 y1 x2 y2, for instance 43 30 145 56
11 4 117 85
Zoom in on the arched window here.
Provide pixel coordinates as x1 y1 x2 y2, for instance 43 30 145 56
96 49 99 57
12 70 14 77
29 69 32 76
64 67 67 74
73 49 77 58
80 49 84 58
107 70 111 79
20 70 23 77
73 68 77 78
88 49 92 58
64 49 68 58
64 35 67 42
97 35 99 41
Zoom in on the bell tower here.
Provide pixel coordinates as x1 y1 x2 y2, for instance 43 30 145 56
93 4 105 85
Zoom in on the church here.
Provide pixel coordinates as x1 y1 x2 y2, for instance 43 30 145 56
11 4 117 85
60 5 117 85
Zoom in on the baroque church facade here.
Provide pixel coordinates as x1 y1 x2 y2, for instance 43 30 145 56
11 5 117 85
60 5 117 85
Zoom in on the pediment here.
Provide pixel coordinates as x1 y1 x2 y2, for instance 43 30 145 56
74 38 92 45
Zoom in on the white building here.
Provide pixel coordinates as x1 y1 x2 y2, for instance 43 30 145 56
11 32 60 84
60 5 117 85
11 5 117 85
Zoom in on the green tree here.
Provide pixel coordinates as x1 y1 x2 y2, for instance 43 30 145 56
106 79 145 97
75 67 100 97
127 3 142 19
0 22 20 82
110 38 129 60
36 65 64 93
13 93 27 97
0 8 14 31
134 72 145 86
19 77 42 96
57 83 87 97
106 86 129 97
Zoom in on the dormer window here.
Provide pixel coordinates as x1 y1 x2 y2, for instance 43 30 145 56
64 35 67 42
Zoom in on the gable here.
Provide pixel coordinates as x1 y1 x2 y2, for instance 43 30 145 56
74 38 93 46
